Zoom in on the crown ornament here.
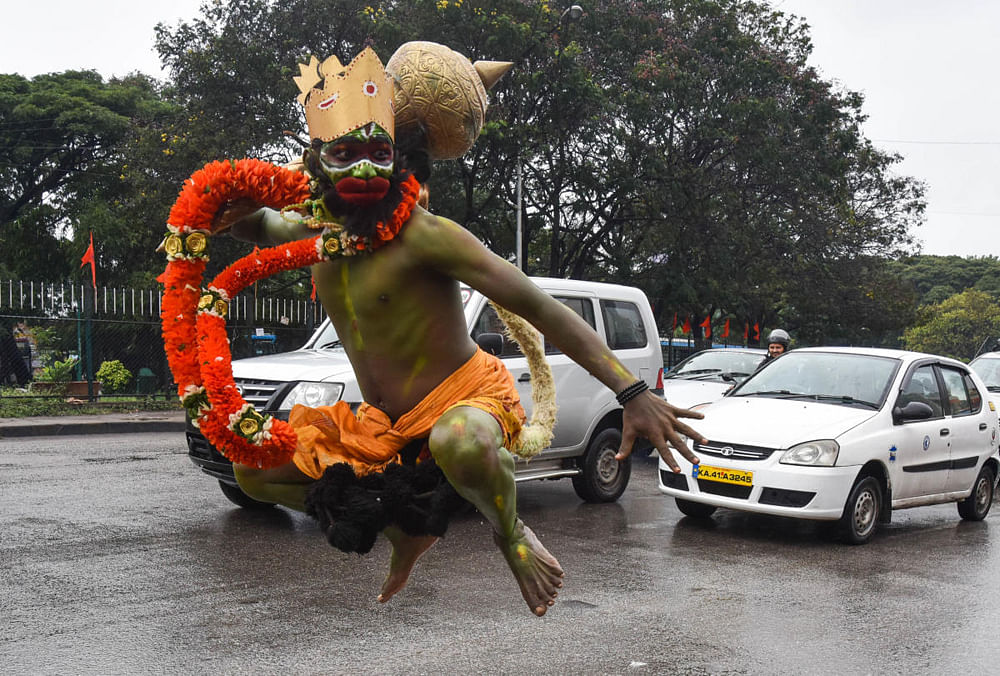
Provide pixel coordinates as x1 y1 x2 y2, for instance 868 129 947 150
294 47 395 143
387 42 512 160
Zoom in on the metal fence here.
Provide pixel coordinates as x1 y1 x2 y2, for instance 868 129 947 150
0 280 323 399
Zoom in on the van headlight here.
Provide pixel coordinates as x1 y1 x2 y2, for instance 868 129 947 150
278 382 344 409
779 440 839 466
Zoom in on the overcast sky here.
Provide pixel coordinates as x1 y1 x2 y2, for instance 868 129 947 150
4 0 998 258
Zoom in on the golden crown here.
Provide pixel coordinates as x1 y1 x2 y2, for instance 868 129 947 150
293 47 395 143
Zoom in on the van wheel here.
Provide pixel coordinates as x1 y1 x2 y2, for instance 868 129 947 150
572 428 631 503
958 465 994 521
675 498 717 518
218 480 275 509
838 476 881 545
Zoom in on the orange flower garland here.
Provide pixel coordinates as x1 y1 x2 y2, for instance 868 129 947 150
195 238 324 467
161 160 421 469
161 159 311 468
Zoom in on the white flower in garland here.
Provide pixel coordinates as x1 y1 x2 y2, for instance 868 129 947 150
180 384 211 428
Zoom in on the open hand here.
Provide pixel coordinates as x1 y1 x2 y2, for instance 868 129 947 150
616 391 705 471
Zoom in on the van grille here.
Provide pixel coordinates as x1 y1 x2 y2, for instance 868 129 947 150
234 378 283 409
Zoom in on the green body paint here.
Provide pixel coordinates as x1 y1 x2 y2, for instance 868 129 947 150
340 263 363 349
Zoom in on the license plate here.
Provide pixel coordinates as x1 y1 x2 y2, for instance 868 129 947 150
693 464 753 486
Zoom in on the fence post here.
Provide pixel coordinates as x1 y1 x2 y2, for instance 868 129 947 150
83 284 95 400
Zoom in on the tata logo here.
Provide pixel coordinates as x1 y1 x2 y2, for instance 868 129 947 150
720 446 735 457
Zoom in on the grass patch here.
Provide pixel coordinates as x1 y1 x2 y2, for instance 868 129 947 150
0 387 181 418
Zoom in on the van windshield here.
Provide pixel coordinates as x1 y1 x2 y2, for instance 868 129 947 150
309 321 343 350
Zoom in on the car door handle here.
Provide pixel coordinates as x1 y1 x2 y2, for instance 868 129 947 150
981 423 989 431
940 428 950 436
518 373 531 382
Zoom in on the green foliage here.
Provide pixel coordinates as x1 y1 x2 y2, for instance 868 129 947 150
0 386 181 417
3 0 930 347
902 289 1000 361
0 71 179 284
891 255 1000 307
38 357 78 383
96 360 133 393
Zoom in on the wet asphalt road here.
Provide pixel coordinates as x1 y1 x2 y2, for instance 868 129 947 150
4 433 1000 675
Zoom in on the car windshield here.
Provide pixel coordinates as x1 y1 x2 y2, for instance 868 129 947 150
970 357 1000 392
307 321 343 350
666 350 765 383
731 351 900 409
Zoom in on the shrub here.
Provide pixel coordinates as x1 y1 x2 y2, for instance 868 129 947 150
96 360 133 394
38 357 78 382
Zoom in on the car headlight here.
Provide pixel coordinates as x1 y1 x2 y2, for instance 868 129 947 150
277 382 344 409
779 440 839 466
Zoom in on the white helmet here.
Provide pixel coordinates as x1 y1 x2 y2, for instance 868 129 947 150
767 329 790 348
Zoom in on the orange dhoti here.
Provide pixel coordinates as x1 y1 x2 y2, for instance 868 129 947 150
289 348 526 480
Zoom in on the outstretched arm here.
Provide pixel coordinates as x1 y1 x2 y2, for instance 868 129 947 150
217 202 314 247
409 212 704 469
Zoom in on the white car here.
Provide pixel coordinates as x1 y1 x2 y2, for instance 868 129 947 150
188 277 665 505
662 348 766 409
658 347 1000 544
969 351 1000 416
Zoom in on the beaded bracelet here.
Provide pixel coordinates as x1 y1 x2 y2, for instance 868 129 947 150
616 380 649 406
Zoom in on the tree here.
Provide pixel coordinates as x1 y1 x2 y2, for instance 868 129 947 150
891 255 1000 307
0 70 175 281
148 0 925 344
902 289 1000 361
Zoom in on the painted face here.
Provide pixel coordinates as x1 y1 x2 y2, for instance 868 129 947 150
319 122 395 207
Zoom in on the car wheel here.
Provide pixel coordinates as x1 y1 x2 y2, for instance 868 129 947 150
572 428 631 503
838 476 881 545
675 498 717 519
958 465 995 521
218 479 275 509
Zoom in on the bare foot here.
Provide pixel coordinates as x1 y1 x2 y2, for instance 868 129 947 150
377 529 439 603
494 520 564 616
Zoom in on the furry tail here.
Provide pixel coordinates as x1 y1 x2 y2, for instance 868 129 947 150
491 302 557 459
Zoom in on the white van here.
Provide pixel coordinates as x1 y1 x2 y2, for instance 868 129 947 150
186 277 664 506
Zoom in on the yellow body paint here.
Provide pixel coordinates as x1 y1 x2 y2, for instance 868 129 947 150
340 263 362 349
516 543 529 561
602 353 631 380
494 494 504 511
402 354 428 397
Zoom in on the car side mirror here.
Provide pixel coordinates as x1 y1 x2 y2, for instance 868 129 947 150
892 400 934 423
475 332 504 356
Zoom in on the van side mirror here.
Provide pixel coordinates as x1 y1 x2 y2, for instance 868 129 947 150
892 400 934 423
476 332 504 356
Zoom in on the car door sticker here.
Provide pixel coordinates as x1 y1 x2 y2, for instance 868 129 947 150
922 435 930 451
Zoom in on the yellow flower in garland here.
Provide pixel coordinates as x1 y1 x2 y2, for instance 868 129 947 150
186 232 208 255
197 288 230 317
164 234 184 257
228 403 273 444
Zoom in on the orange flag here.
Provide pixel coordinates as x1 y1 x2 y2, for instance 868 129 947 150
721 318 730 338
699 316 711 339
80 231 96 288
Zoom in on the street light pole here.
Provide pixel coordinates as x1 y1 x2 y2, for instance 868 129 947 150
515 4 583 271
